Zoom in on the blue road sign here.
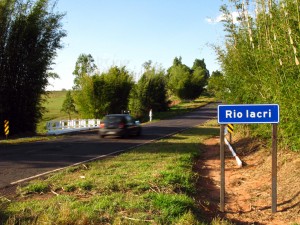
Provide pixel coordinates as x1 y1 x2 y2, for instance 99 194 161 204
218 104 279 124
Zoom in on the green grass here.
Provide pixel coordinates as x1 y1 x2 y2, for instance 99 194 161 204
18 180 49 195
43 91 71 121
0 135 61 145
0 123 220 225
37 90 73 134
150 97 215 122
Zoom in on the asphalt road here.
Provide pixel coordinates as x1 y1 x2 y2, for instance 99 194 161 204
0 103 217 189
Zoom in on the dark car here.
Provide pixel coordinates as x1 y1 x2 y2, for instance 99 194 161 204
99 114 141 138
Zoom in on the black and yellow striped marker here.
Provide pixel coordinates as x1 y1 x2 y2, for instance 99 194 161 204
4 120 9 137
227 123 234 134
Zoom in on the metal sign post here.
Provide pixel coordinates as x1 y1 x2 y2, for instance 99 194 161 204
272 124 278 213
218 104 279 213
220 124 225 212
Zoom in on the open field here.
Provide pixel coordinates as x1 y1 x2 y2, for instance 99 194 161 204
36 91 72 134
42 91 70 121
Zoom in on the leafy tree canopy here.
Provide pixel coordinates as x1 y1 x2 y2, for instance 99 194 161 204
207 70 225 99
72 53 134 119
167 57 209 100
129 61 168 119
0 0 66 135
99 66 134 115
72 54 97 118
73 53 98 89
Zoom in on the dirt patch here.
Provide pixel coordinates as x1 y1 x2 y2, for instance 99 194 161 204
195 136 300 225
168 100 181 107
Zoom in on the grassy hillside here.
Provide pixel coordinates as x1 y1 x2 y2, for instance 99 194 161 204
43 91 69 121
37 91 76 134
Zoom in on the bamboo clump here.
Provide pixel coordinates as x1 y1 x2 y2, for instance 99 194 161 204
215 0 300 150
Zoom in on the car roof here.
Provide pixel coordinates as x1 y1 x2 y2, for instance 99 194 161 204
105 114 130 117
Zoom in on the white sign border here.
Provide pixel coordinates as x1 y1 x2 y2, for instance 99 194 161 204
217 104 280 124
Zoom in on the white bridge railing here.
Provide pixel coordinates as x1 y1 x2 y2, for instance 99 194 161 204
46 119 100 135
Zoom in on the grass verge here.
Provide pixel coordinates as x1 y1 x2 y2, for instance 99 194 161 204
151 97 215 122
0 135 62 145
0 123 220 225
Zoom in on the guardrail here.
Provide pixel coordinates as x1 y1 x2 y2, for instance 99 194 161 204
46 119 100 135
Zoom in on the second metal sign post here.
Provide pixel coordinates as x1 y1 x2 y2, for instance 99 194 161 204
218 104 280 213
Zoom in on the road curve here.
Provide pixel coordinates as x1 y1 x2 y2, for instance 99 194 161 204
0 103 217 189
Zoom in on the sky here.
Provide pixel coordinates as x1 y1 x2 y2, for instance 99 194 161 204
48 0 227 90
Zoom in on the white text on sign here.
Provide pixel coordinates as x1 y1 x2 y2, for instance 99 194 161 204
225 109 272 119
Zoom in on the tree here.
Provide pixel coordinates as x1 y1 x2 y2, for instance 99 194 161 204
129 62 168 119
167 57 190 99
172 56 182 67
72 54 98 118
94 66 134 117
72 57 134 119
192 59 209 84
167 57 208 100
73 53 98 90
73 73 95 118
61 91 77 120
0 0 66 136
189 58 210 99
207 70 225 99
